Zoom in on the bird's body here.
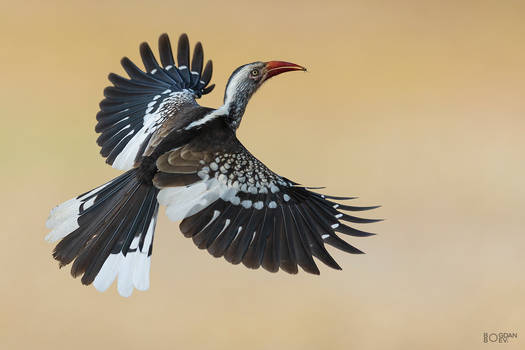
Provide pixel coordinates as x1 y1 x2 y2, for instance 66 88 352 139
46 33 379 296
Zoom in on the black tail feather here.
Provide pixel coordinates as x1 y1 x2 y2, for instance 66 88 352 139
48 169 159 294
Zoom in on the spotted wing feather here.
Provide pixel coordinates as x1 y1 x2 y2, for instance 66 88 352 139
155 140 380 275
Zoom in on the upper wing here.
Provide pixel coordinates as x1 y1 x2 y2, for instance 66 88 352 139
154 137 380 274
95 33 215 170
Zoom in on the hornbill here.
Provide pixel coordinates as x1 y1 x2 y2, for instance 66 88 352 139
46 33 380 297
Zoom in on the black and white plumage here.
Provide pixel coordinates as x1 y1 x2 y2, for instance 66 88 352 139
46 33 380 296
96 34 214 170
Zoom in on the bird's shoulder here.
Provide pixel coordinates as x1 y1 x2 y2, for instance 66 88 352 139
154 124 283 193
141 105 219 158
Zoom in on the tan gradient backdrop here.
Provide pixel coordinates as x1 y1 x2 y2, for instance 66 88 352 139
1 1 524 349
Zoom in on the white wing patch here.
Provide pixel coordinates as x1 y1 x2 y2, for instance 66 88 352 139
158 177 237 222
111 90 196 171
157 153 290 224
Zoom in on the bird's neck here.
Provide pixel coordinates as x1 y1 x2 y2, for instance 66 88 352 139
224 101 246 129
220 93 250 130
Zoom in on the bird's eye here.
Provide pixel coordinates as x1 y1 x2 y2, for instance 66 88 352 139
250 69 259 77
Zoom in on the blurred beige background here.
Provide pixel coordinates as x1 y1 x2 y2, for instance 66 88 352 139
1 0 524 349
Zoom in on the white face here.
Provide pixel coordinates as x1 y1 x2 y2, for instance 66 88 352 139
223 62 265 106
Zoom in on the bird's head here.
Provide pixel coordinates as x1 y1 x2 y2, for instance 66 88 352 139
223 61 306 128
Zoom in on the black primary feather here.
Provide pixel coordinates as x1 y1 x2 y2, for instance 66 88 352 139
177 33 191 84
96 33 215 168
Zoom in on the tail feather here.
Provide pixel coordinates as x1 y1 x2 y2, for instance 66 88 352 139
46 169 159 297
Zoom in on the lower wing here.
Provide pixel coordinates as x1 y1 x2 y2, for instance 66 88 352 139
154 142 380 274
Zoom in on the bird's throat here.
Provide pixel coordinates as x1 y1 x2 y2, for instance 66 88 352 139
225 101 246 129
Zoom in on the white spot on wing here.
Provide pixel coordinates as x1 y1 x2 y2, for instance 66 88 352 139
218 219 231 237
231 196 240 205
83 196 96 210
201 210 221 232
197 170 209 180
218 174 227 184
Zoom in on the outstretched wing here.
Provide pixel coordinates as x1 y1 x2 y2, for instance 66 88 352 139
95 33 215 170
155 138 380 274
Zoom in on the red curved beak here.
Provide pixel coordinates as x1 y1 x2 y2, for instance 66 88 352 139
264 61 307 80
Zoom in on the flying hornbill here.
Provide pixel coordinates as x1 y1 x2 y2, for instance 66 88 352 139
46 33 380 297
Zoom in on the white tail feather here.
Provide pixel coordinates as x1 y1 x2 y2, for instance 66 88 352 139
92 218 156 296
45 181 113 242
45 198 82 242
93 254 123 292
